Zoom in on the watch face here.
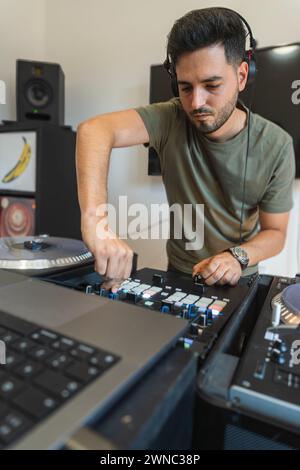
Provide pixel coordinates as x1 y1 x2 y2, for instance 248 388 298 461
231 247 249 266
235 247 245 257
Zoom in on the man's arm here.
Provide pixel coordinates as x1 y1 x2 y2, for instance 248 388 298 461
192 209 290 286
239 209 289 265
76 109 149 290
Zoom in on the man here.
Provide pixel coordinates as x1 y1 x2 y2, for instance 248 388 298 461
76 7 295 291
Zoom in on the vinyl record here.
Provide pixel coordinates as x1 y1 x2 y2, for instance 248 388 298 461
0 197 35 236
0 235 93 274
271 283 300 325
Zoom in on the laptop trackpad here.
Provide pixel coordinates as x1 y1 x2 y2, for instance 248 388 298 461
0 278 108 328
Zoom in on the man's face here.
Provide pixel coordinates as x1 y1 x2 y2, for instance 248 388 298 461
175 44 248 134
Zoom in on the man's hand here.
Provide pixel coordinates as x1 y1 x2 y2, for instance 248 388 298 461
192 251 242 286
81 213 133 292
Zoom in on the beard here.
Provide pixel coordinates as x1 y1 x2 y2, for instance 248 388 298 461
188 88 239 134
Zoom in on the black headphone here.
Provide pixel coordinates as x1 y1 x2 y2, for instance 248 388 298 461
163 8 257 97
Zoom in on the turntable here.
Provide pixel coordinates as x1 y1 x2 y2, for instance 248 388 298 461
271 282 300 325
0 235 93 276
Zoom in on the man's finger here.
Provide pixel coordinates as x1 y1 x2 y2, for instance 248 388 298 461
216 269 234 286
122 251 134 280
105 253 122 280
94 257 108 276
228 273 241 286
101 278 124 292
204 265 226 285
192 261 205 277
197 259 220 281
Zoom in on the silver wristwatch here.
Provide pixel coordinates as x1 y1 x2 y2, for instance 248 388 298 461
228 246 249 270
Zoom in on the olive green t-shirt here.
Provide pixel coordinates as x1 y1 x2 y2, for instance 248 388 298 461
135 98 295 276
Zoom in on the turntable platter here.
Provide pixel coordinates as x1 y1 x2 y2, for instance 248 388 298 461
0 235 93 275
271 283 300 325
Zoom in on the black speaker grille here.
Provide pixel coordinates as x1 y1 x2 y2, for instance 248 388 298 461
224 424 295 450
24 79 52 108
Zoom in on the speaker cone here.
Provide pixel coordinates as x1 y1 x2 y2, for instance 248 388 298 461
24 79 52 108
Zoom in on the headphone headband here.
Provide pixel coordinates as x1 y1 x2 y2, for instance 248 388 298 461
164 8 257 97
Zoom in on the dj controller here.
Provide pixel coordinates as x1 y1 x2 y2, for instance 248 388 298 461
1 236 300 448
196 275 300 449
229 276 300 433
45 264 258 362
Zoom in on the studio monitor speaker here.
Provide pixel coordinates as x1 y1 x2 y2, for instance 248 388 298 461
16 59 65 125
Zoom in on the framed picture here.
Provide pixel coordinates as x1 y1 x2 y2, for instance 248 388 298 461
0 131 36 192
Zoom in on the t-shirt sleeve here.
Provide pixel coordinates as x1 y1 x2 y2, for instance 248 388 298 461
259 137 295 213
134 100 177 156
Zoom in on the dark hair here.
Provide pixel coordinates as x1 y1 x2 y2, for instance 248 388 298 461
166 7 247 67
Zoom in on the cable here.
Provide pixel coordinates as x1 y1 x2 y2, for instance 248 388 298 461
239 79 256 244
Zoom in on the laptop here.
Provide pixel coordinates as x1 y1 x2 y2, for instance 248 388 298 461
0 270 188 449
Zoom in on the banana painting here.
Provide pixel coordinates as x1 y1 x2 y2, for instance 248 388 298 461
2 136 31 183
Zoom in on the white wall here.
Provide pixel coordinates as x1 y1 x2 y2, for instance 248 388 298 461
0 0 46 121
1 0 300 274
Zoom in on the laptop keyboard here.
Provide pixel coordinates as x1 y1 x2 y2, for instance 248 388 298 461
0 310 120 448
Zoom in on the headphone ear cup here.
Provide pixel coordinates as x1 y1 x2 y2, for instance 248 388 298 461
163 58 179 97
247 58 257 85
171 75 179 97
244 50 257 86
